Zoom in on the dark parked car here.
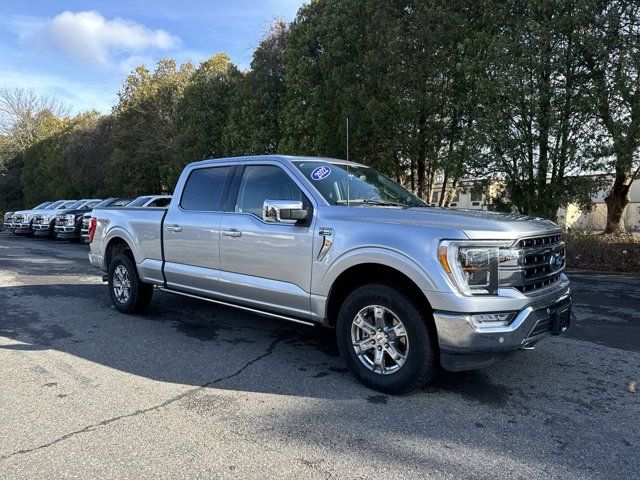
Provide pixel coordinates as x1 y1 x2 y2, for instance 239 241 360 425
32 200 79 238
80 197 131 243
54 199 102 241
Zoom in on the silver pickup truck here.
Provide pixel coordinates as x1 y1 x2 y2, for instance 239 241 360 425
88 155 571 393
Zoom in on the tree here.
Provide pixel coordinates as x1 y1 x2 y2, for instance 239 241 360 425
174 53 241 174
0 87 70 155
581 0 640 232
224 21 288 155
475 0 604 219
64 112 112 196
107 59 194 195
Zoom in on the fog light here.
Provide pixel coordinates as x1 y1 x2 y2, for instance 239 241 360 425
467 312 515 329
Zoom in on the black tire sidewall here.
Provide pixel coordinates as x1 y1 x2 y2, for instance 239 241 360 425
336 283 436 393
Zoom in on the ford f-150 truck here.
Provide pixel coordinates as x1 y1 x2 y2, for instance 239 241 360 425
10 201 53 235
54 199 102 241
32 200 78 238
88 155 571 393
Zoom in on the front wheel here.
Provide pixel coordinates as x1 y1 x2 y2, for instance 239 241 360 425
336 283 437 394
108 254 153 313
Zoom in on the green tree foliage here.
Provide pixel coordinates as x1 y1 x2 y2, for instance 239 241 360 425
175 53 241 169
108 59 194 196
478 0 605 218
64 112 112 196
3 0 640 229
224 21 288 155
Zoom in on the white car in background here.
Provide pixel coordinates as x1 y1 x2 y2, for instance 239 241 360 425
126 195 172 208
10 201 54 236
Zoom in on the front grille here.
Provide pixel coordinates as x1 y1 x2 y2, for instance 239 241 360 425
501 233 565 295
56 216 68 226
33 214 44 224
518 234 562 248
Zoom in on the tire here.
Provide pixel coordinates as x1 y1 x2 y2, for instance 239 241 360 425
336 283 437 394
108 253 153 314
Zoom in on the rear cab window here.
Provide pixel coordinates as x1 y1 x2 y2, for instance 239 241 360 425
180 166 232 211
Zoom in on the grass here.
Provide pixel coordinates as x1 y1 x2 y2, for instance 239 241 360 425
565 232 640 275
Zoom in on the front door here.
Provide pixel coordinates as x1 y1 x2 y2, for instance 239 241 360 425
218 164 315 319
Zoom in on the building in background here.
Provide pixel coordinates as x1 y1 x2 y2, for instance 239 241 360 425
431 177 640 232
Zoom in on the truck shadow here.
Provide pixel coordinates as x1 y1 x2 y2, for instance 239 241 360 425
1 281 637 477
1 282 517 403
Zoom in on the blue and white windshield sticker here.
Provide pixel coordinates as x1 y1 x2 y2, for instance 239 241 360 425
311 165 331 180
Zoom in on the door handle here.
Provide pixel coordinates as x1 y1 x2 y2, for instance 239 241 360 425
166 225 182 232
222 229 242 238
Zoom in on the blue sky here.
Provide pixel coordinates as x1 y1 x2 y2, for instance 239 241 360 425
0 1 305 114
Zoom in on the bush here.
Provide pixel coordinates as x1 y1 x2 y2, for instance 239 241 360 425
565 232 640 274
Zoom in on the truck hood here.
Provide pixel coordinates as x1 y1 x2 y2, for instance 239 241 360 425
56 208 90 216
12 209 35 216
349 206 560 240
29 208 56 216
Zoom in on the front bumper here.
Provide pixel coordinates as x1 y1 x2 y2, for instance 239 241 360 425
54 225 78 238
13 223 32 234
33 223 54 235
433 279 571 371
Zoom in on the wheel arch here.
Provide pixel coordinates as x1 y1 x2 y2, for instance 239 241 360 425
325 262 434 328
104 235 136 269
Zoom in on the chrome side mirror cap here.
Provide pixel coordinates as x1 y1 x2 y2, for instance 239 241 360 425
263 200 308 224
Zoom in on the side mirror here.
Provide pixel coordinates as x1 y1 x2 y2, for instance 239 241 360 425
263 200 308 225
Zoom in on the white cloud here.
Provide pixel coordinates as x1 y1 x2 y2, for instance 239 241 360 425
25 11 181 68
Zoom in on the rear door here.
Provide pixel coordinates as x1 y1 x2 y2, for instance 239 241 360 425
218 163 316 319
163 165 234 294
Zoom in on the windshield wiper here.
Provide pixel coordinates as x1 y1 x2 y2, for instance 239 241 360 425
361 198 407 207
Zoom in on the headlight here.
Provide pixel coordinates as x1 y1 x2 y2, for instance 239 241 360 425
66 214 75 222
23 214 31 221
438 241 504 295
42 214 50 222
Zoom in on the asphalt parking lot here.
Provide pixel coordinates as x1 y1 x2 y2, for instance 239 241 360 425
0 232 638 479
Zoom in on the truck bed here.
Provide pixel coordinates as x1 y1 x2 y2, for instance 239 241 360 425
90 207 168 284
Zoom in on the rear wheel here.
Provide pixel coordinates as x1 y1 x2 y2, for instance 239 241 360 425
336 283 437 394
108 253 153 313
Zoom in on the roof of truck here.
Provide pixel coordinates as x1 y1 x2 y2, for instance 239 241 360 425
190 154 365 169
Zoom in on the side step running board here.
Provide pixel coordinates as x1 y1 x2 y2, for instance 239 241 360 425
158 287 315 327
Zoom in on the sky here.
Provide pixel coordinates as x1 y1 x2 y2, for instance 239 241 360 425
0 1 306 114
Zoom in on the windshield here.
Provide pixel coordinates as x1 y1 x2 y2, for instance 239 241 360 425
90 198 115 209
63 200 84 210
33 202 52 210
127 196 153 207
295 161 426 207
44 201 64 210
83 200 102 208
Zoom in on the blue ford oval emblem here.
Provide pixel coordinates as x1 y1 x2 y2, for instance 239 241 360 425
549 252 562 270
311 165 331 180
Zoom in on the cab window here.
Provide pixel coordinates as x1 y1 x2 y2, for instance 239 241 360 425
180 166 231 211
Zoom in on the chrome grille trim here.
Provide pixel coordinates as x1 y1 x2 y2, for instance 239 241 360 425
500 233 565 295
